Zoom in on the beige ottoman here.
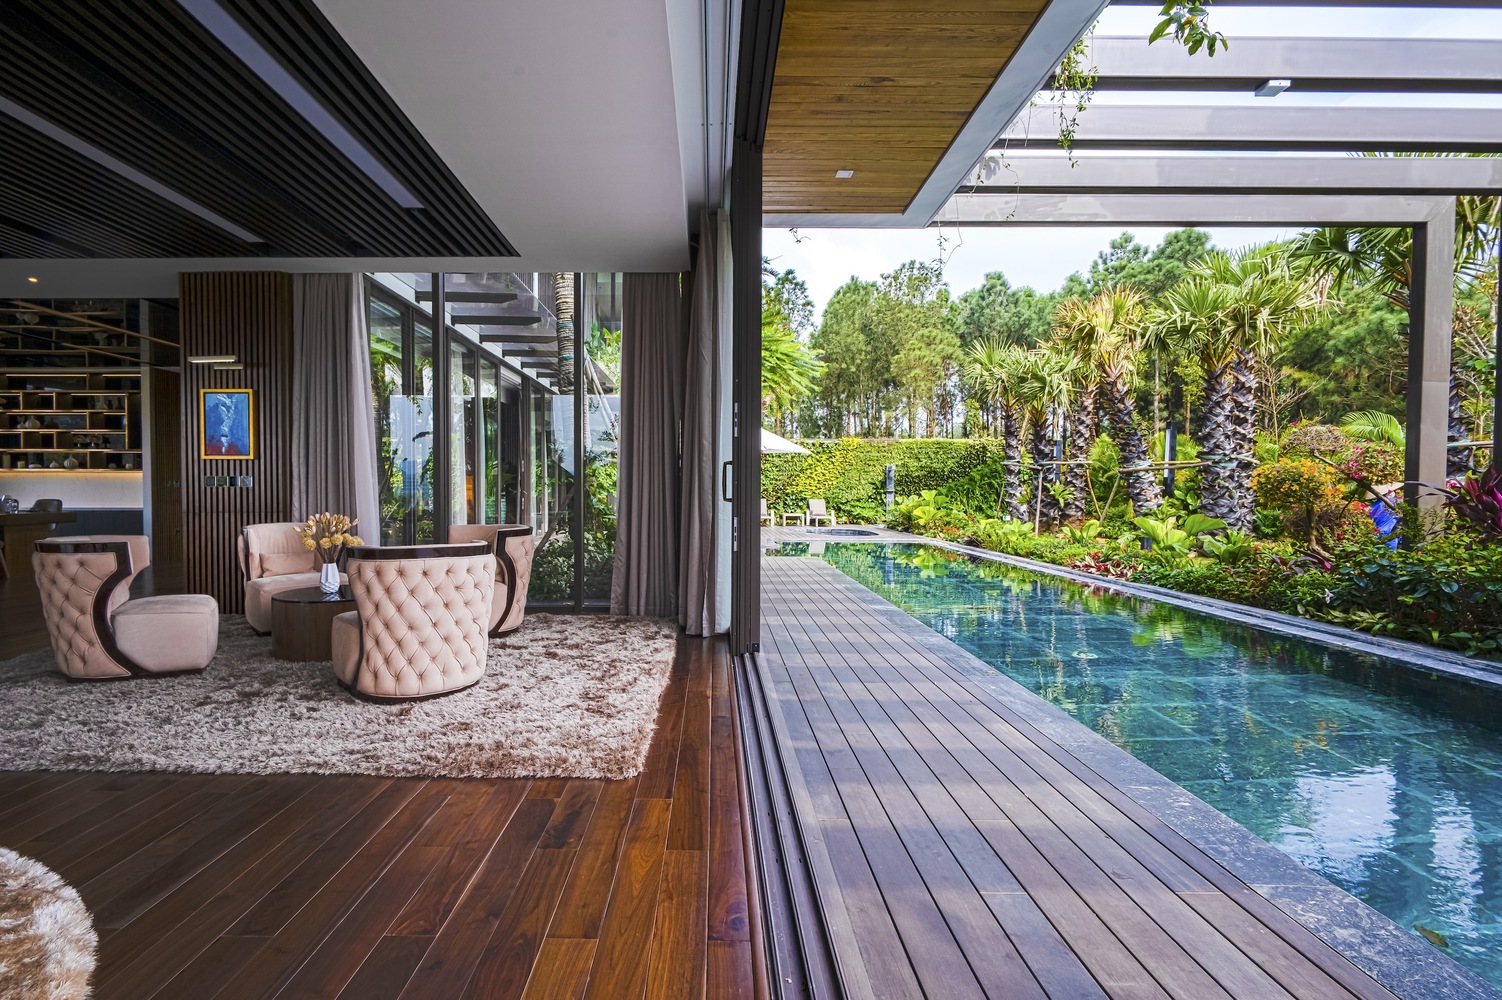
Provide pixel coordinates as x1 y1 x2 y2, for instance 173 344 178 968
113 594 220 673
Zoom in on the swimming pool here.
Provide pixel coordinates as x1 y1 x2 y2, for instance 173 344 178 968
775 541 1502 987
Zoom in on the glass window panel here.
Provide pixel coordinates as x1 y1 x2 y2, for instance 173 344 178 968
582 273 622 604
368 295 405 546
480 358 501 524
451 340 477 526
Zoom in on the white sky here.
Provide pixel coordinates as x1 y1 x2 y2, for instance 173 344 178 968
763 5 1502 323
762 226 1299 321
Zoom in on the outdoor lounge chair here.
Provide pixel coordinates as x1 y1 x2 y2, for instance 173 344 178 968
34 535 219 679
448 523 536 635
331 542 495 700
806 498 836 526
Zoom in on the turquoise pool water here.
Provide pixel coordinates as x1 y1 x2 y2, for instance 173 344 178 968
776 541 1502 986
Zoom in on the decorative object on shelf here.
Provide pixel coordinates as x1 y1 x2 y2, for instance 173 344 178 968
198 387 255 459
47 460 60 469
21 416 40 430
62 454 79 470
297 512 363 594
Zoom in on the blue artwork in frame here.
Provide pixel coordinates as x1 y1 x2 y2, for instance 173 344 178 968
199 388 255 459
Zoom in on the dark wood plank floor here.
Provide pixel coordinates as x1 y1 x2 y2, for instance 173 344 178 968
760 555 1401 1000
0 634 757 1000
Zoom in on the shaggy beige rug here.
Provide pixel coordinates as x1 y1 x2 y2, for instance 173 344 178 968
0 614 678 780
0 849 96 1000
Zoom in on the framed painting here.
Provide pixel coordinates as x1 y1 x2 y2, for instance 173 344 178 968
199 388 255 459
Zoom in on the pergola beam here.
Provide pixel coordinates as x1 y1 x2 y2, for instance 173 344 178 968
1073 36 1502 93
962 153 1502 196
936 192 1451 226
998 105 1502 153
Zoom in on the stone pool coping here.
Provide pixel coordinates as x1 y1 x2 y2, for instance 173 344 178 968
777 524 1502 691
777 540 1502 1000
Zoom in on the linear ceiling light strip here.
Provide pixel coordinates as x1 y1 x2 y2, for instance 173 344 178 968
177 0 423 210
0 95 265 244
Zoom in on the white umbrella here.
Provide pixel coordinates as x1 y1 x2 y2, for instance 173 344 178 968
761 428 810 454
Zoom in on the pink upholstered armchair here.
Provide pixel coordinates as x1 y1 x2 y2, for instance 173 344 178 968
33 535 219 679
447 524 535 635
238 522 343 633
330 542 495 701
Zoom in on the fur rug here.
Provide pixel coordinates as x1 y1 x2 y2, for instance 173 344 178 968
0 849 96 1000
0 614 678 780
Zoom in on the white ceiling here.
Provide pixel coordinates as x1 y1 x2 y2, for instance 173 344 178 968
0 0 704 298
315 0 696 272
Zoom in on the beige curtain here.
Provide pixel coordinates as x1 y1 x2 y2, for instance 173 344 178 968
678 211 733 635
610 273 686 616
290 274 380 537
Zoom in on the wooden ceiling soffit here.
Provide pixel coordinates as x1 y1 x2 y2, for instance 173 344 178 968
763 0 1050 216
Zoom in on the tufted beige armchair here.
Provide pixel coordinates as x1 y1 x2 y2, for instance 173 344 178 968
447 524 536 635
238 522 344 633
330 542 495 701
33 535 219 679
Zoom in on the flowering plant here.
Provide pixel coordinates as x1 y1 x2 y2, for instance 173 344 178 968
297 512 363 565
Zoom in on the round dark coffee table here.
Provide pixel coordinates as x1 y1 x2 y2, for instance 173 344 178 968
271 586 354 662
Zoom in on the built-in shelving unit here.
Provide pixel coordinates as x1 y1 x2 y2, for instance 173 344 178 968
0 372 142 471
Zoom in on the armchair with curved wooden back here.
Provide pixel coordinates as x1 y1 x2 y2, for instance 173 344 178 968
447 524 536 635
33 535 219 680
330 543 495 701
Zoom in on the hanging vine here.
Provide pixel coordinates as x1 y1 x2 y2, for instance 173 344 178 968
1052 28 1098 164
1050 3 1227 159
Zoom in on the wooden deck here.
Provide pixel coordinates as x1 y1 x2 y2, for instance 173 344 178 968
0 635 757 1000
758 555 1402 1000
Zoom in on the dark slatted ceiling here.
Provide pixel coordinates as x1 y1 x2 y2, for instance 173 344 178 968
0 118 250 259
0 0 516 260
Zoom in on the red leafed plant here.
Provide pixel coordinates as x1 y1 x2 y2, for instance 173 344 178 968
1069 550 1136 581
1445 465 1502 542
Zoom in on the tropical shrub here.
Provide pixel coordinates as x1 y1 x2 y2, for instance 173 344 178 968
1281 423 1352 458
1320 535 1502 655
1338 441 1404 486
1444 465 1502 542
1134 561 1267 604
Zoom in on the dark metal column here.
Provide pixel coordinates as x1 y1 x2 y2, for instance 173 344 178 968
728 0 785 656
431 273 451 542
730 140 763 655
573 272 586 610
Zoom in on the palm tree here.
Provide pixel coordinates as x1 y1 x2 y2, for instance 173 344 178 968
1048 296 1100 520
1291 187 1498 478
963 338 1030 518
1053 286 1161 515
1015 348 1077 526
1156 246 1318 529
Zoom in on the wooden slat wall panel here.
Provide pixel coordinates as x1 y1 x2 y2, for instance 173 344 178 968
179 272 294 612
763 0 1050 215
147 347 184 594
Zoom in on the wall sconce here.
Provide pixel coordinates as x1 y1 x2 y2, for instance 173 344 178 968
188 354 237 364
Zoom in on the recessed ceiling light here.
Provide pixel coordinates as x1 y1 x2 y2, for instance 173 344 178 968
26 276 38 283
1255 79 1291 98
835 169 854 179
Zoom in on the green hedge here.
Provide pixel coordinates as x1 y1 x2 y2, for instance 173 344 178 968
762 437 1008 523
